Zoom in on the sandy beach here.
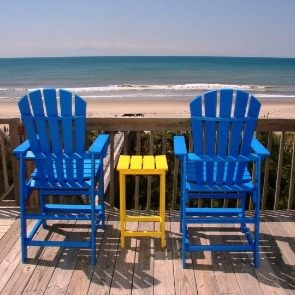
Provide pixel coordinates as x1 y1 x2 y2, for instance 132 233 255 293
0 99 295 119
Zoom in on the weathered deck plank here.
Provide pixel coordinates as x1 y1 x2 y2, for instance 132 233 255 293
0 209 294 295
109 210 138 294
153 212 175 295
170 212 198 295
132 212 154 294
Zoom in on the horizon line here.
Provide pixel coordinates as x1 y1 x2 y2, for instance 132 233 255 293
1 54 295 60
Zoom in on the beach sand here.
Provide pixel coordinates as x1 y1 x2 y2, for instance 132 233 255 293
0 99 294 119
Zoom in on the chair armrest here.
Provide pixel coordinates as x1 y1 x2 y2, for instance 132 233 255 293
251 137 270 157
174 136 187 157
13 140 31 158
89 134 110 158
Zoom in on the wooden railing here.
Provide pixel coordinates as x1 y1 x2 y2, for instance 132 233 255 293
1 117 295 211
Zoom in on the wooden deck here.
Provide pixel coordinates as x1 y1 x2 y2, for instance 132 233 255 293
0 208 294 295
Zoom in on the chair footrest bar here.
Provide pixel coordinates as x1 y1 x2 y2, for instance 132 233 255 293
26 240 91 248
45 204 102 212
125 216 162 222
186 244 255 252
24 214 103 221
185 217 256 224
123 231 163 237
188 194 246 199
186 207 243 216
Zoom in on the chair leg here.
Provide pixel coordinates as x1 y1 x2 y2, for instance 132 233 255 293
91 192 97 265
254 195 260 269
19 158 28 262
240 194 247 233
20 215 27 263
101 196 105 230
182 218 187 269
20 195 27 263
99 165 105 230
181 189 188 268
40 191 47 228
253 221 260 269
254 237 259 269
180 199 183 233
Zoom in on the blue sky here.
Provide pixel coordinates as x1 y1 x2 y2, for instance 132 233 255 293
1 0 295 58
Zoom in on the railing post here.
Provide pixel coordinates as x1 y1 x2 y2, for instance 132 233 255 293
9 119 21 205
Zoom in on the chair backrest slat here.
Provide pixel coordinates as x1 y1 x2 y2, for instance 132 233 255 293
204 91 217 185
75 95 86 154
60 89 73 117
190 96 204 184
43 88 58 116
216 89 233 185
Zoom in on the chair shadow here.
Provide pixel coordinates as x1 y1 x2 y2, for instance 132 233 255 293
24 209 295 291
183 222 295 291
25 210 160 290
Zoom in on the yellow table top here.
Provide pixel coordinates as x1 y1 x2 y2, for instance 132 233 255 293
117 155 168 174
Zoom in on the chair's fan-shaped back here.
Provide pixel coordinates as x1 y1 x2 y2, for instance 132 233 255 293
190 89 261 186
19 88 87 185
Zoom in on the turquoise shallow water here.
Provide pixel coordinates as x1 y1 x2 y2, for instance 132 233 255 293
0 56 294 101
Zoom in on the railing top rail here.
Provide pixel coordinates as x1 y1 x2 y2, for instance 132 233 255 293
86 117 295 132
1 117 295 132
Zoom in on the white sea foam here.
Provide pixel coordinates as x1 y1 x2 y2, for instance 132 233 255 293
0 83 291 101
66 83 270 93
256 94 295 98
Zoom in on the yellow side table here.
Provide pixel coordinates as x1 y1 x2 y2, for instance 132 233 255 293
117 155 168 248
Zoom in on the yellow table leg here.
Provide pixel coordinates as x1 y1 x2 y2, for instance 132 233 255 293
160 171 166 247
119 172 126 248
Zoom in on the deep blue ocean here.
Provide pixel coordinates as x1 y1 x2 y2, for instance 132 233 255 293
0 56 294 102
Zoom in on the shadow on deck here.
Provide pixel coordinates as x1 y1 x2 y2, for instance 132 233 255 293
0 209 294 294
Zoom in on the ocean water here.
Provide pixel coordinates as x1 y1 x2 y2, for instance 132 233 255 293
0 56 295 102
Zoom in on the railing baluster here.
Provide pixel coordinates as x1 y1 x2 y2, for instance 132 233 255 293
288 132 295 210
146 132 154 210
274 131 285 210
109 132 115 208
172 157 179 210
0 130 9 194
162 131 167 154
9 119 21 204
123 132 128 154
262 131 273 210
134 131 141 210
172 131 181 209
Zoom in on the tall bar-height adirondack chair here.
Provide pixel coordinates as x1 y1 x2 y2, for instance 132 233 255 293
174 89 270 269
13 89 109 265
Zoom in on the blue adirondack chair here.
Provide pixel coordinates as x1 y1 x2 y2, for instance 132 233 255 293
13 89 109 265
174 89 270 269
